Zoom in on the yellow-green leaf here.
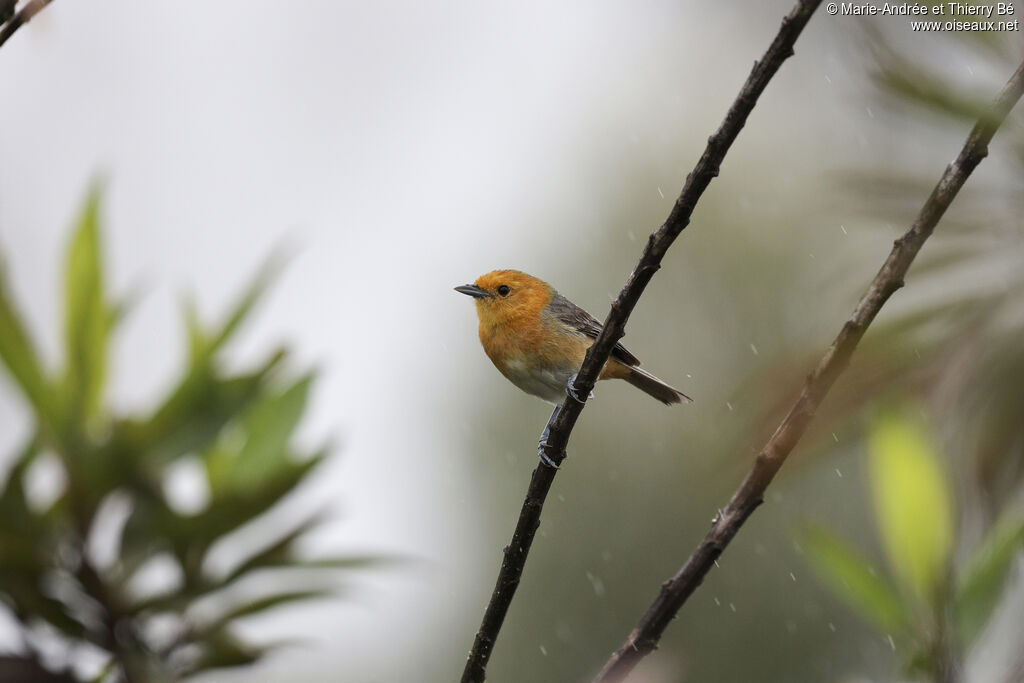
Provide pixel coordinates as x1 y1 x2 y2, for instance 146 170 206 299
62 185 113 422
868 409 953 600
192 249 288 362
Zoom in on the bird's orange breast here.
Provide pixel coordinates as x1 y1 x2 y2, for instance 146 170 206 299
475 289 625 381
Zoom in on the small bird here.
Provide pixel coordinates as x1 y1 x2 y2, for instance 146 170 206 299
455 270 692 408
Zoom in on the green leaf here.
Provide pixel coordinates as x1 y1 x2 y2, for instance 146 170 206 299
216 374 313 494
802 525 908 634
0 437 58 574
0 569 92 640
62 184 114 423
182 293 205 361
193 451 326 555
218 509 328 584
198 588 332 637
188 250 287 362
868 408 954 600
182 628 263 674
122 449 324 586
955 507 1024 646
0 262 59 431
117 350 285 469
295 555 389 570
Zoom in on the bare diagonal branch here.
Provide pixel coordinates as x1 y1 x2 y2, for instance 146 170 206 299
592 57 1024 683
459 2 824 681
0 0 53 50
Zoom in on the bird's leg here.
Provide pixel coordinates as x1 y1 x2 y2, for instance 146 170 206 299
565 372 594 404
538 405 564 468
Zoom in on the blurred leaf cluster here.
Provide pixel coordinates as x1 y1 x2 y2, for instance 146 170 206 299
804 406 1024 683
798 27 1024 683
0 189 363 682
834 27 1024 514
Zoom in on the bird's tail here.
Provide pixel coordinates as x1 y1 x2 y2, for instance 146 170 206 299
624 366 693 405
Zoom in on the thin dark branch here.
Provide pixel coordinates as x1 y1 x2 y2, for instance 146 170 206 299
459 2 823 681
0 0 53 50
592 58 1024 683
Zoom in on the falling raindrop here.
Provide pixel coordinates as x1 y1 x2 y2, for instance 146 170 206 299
749 343 759 356
835 468 843 478
586 571 606 598
657 187 664 199
726 401 734 412
840 224 848 235
832 432 839 442
539 645 548 656
828 622 837 632
729 603 737 613
714 597 721 606
790 572 797 582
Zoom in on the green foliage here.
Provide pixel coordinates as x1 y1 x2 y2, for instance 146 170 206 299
0 189 364 682
802 525 906 634
61 184 115 426
867 410 953 601
796 30 1024 682
0 261 60 433
803 406 1024 679
955 507 1024 646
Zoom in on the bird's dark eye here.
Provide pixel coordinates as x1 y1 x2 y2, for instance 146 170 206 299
497 285 511 297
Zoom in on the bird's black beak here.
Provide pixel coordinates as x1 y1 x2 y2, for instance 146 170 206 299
454 284 492 299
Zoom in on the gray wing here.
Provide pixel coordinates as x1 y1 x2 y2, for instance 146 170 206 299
547 292 641 367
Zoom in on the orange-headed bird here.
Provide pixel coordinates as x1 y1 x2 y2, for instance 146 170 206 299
456 270 691 409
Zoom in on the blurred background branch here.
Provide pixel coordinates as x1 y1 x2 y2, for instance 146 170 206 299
593 56 1024 683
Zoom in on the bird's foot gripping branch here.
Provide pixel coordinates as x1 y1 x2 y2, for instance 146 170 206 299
565 372 594 404
537 405 563 469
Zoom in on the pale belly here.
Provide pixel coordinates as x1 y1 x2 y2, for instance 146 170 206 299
499 357 575 405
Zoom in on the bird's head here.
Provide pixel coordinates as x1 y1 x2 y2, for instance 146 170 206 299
455 270 552 325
